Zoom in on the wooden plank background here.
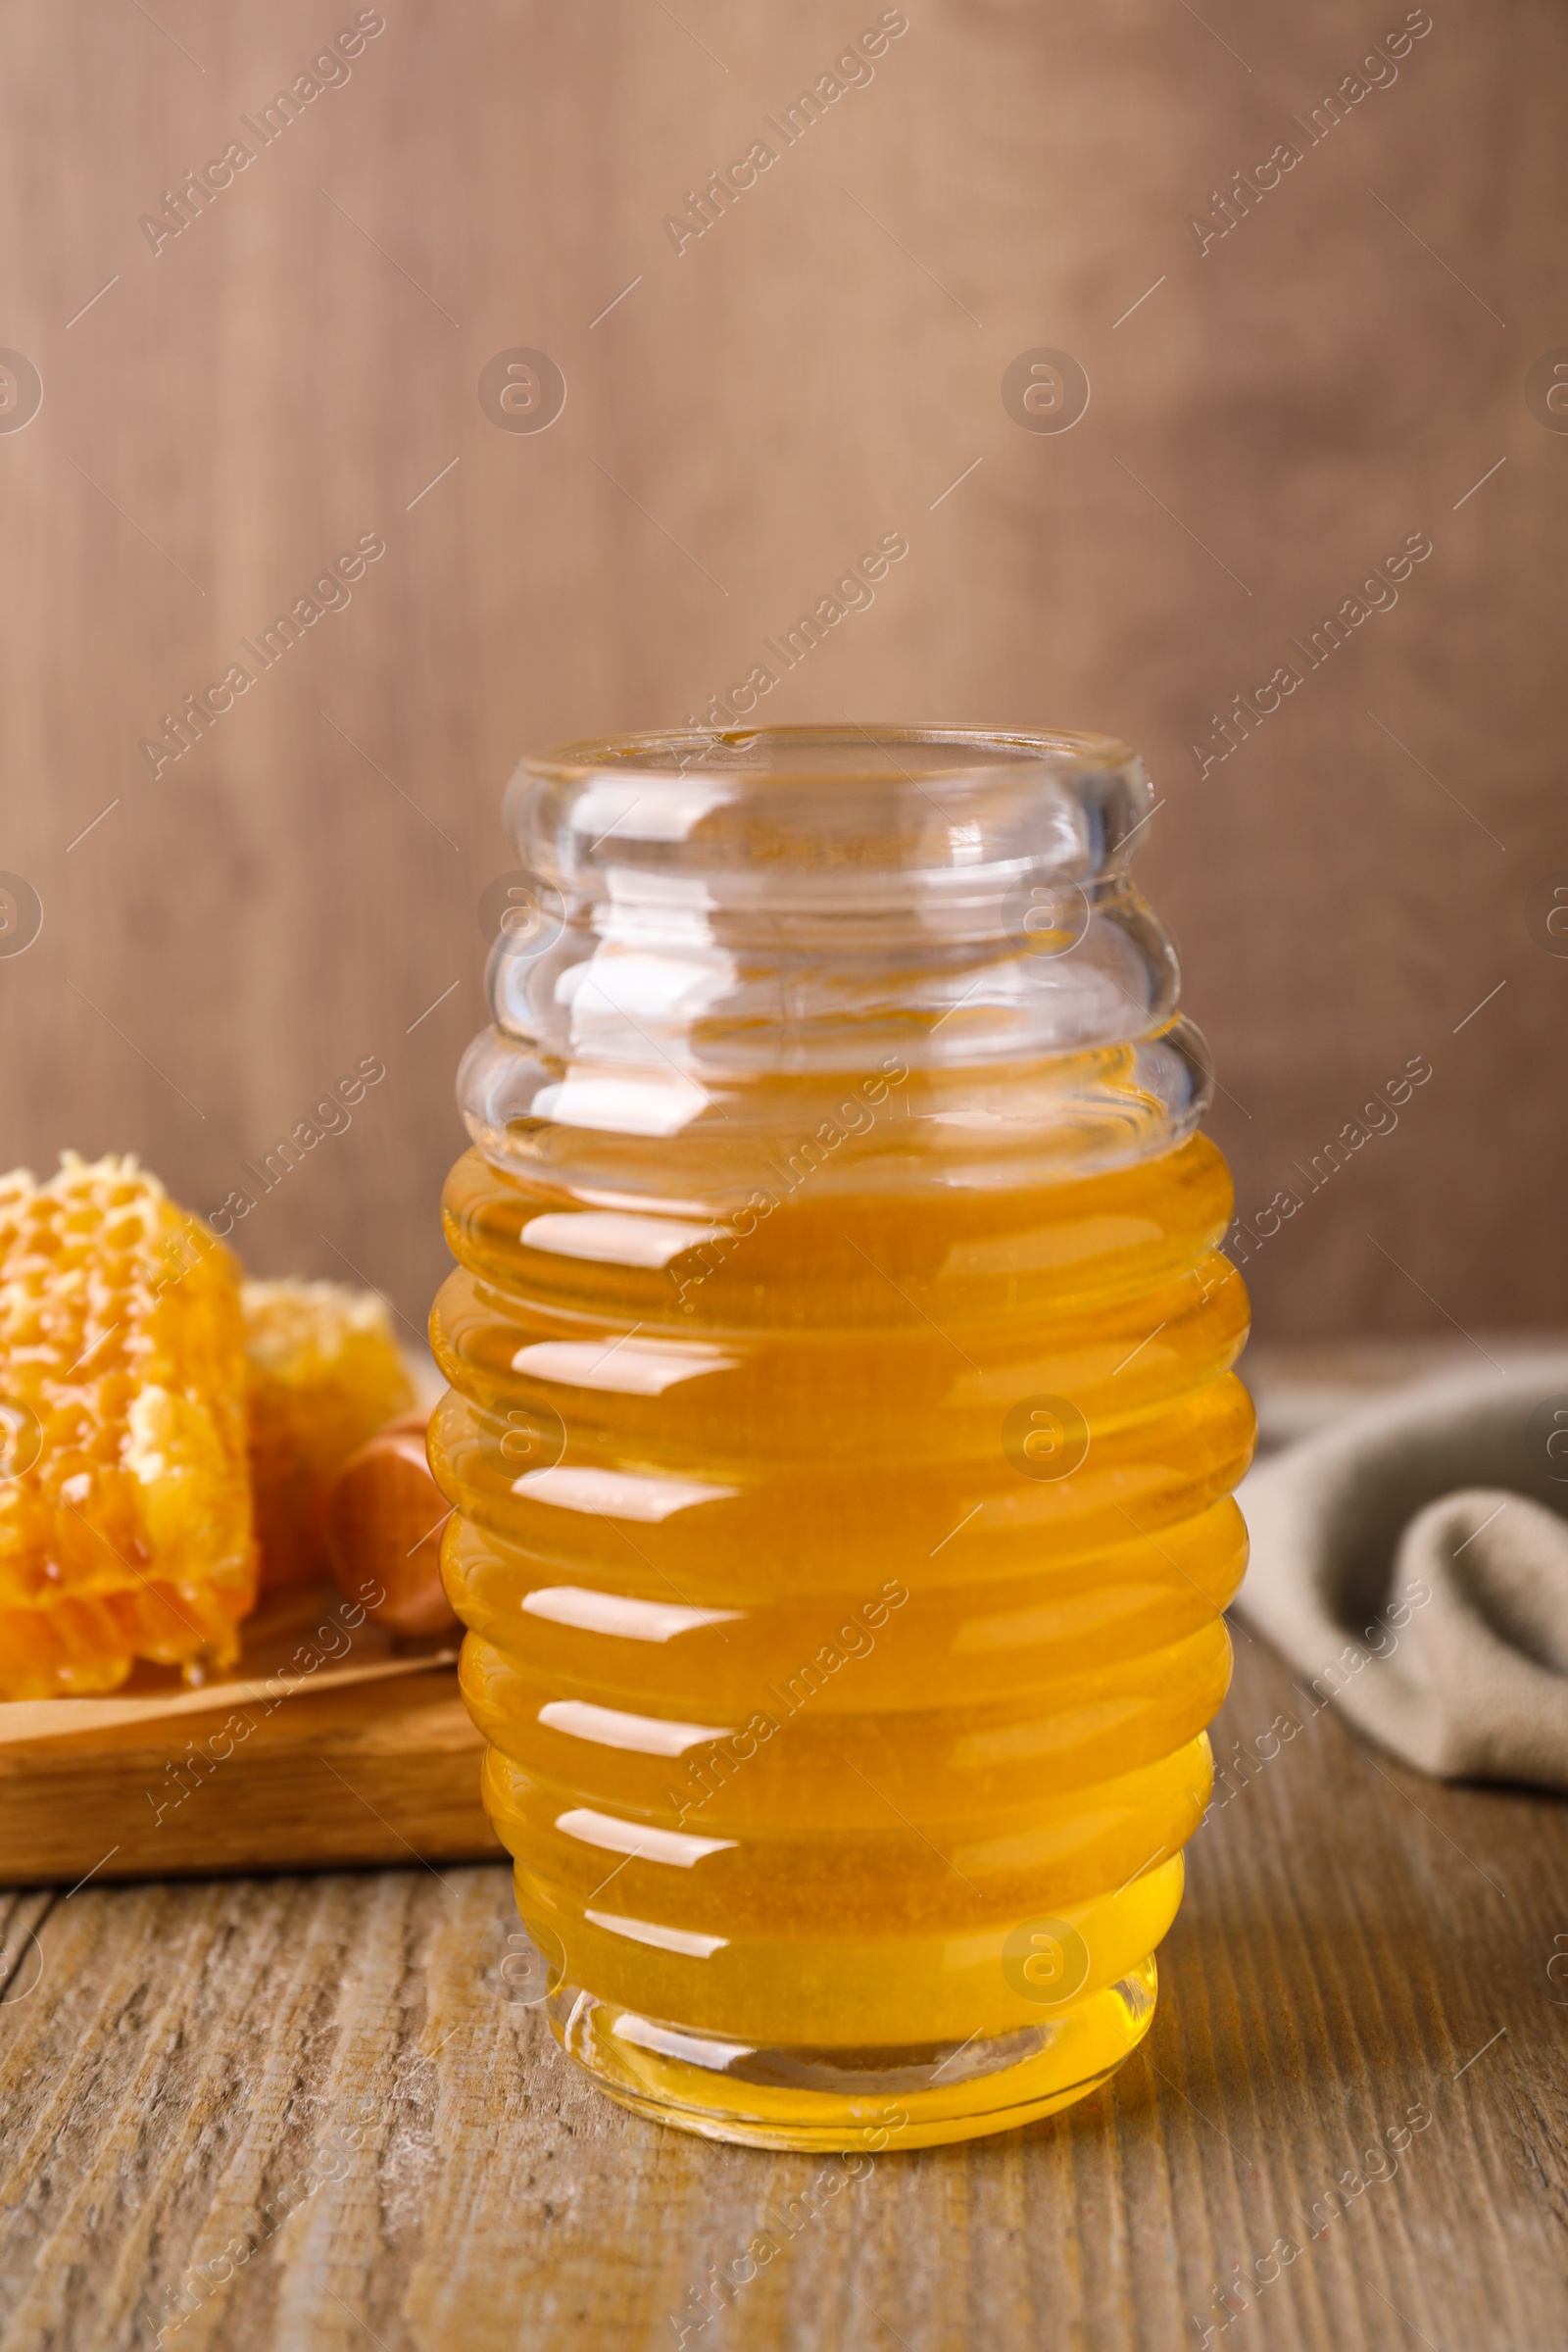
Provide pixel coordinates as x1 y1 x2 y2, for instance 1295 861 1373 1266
4 1624 1564 2352
0 0 1562 1347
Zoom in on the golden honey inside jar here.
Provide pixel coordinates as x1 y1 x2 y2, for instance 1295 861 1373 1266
429 725 1252 2150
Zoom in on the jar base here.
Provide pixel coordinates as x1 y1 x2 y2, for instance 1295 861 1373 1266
548 1955 1158 2151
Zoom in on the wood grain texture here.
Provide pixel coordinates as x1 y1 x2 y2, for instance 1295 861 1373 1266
3 1631 1562 2352
0 1670 501 1887
0 0 1564 1345
0 1575 498 1886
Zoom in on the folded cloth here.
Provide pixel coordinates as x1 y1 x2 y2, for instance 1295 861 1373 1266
1236 1352 1568 1788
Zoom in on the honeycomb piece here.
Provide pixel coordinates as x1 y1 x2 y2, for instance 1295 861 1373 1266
0 1153 256 1700
243 1278 416 1590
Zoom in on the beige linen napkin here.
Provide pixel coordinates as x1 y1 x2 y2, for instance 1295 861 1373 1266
1236 1352 1568 1786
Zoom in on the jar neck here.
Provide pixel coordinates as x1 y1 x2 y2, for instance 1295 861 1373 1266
506 724 1153 929
462 727 1211 1194
492 726 1179 1074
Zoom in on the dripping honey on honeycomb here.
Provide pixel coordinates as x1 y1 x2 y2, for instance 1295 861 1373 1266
0 1153 256 1700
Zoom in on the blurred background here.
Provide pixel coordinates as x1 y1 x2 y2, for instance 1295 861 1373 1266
0 0 1562 1344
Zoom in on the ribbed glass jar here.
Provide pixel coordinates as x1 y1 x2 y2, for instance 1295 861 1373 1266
429 725 1252 2150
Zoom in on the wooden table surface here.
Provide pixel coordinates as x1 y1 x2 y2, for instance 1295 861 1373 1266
4 1348 1566 2352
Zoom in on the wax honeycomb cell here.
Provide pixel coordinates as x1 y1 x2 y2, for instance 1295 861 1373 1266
243 1277 415 1589
0 1153 255 1700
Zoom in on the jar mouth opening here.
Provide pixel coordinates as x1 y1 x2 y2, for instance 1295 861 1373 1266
515 723 1141 793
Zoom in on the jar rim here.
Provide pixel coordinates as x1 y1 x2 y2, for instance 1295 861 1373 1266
514 723 1141 792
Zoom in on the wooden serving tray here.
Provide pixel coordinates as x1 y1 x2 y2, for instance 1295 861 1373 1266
0 1583 504 1886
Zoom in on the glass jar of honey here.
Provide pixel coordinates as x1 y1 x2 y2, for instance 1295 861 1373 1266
430 726 1252 2150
